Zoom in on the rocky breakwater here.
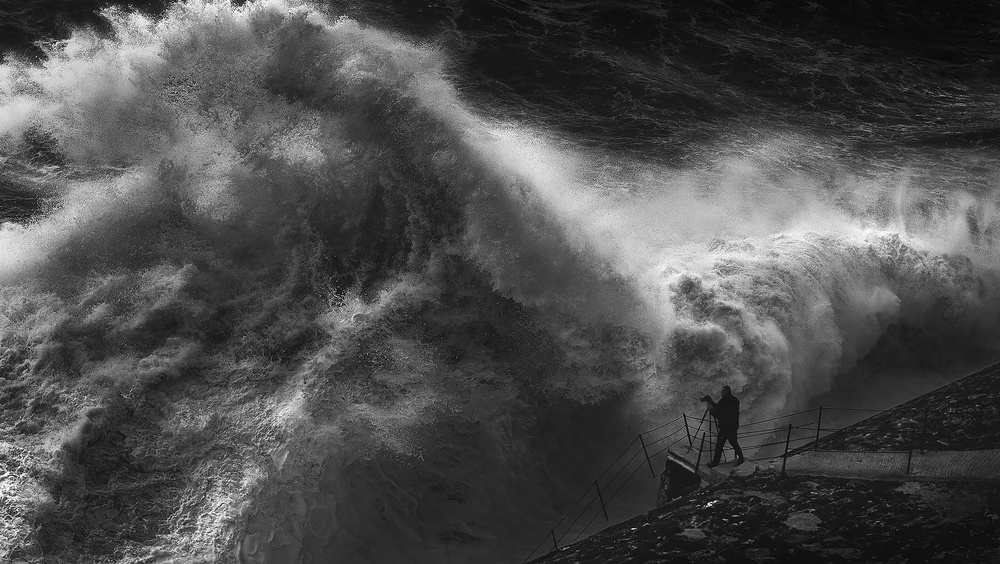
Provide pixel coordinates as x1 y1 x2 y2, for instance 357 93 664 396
533 467 1000 563
533 362 1000 563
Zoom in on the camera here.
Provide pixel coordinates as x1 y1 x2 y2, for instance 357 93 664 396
699 395 711 402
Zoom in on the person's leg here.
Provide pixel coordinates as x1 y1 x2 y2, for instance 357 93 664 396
729 432 744 461
709 432 725 466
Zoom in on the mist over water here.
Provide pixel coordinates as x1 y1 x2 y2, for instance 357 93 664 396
2 1 1000 562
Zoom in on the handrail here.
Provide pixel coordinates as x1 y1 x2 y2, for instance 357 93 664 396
591 435 640 485
641 427 685 447
739 407 818 427
521 403 906 563
524 417 688 561
639 413 687 435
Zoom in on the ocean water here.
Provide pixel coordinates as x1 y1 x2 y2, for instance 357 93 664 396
2 1 1000 562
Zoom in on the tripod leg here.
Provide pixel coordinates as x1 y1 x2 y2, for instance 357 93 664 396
690 407 710 454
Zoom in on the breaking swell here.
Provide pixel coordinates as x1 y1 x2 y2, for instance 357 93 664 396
1 1 1000 562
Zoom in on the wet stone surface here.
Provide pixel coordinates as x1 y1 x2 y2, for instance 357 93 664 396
532 472 1000 563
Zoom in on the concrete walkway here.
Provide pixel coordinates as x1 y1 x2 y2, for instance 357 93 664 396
670 444 1000 485
780 449 1000 481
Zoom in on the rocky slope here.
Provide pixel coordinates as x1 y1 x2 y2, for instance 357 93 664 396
809 363 1000 453
533 363 1000 563
533 470 1000 563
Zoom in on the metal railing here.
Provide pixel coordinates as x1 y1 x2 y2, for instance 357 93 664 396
520 404 888 563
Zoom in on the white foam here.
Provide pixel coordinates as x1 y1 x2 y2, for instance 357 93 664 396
2 1 999 563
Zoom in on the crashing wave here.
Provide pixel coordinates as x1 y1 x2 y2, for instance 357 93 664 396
1 1 999 562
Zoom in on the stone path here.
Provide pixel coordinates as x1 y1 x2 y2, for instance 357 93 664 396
671 442 1000 486
776 449 1000 481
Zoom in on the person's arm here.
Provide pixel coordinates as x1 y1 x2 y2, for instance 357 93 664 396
700 395 717 409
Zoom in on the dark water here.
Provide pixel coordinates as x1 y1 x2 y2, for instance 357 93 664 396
2 1 1000 563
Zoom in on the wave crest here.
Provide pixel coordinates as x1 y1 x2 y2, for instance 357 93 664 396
1 1 999 563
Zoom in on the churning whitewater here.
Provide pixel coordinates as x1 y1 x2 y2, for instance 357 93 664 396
1 1 1000 562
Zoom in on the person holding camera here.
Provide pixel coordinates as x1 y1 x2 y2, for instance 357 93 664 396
700 385 744 468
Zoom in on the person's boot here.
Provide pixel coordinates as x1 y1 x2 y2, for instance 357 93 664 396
706 460 719 468
734 457 745 466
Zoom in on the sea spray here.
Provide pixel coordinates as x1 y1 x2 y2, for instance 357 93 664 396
1 1 1000 563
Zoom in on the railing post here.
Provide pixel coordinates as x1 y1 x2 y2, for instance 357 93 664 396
528 404 915 563
691 408 710 453
683 413 692 448
780 423 792 477
595 481 609 522
906 425 916 476
695 432 706 473
920 407 929 454
638 434 656 479
814 405 823 450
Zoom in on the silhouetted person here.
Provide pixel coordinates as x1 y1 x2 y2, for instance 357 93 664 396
701 385 744 468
